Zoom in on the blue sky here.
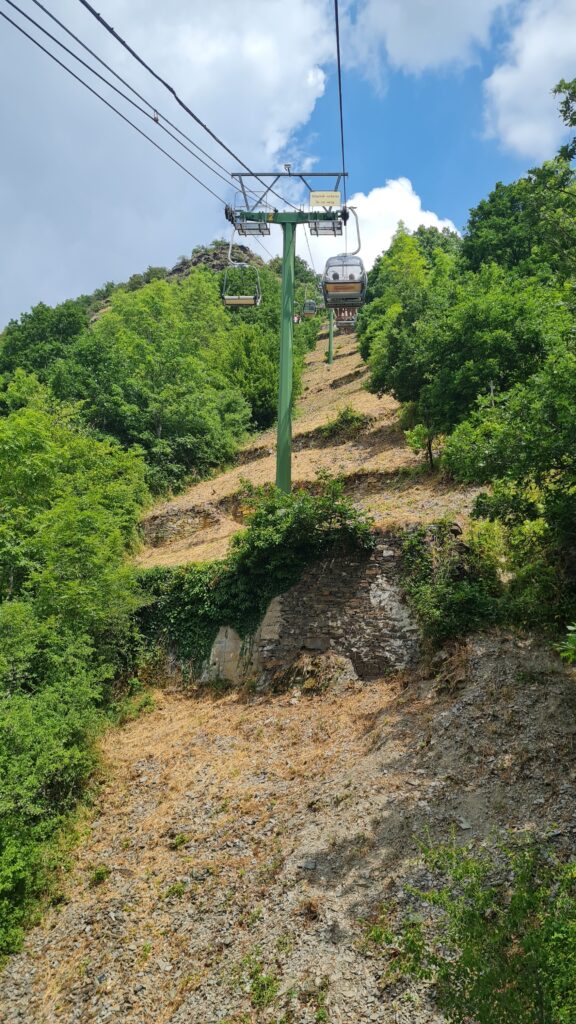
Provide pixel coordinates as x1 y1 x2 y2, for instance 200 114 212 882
306 63 529 233
0 0 574 325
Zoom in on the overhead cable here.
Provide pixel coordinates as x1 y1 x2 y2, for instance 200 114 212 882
7 0 267 202
27 0 263 200
252 235 274 261
75 0 301 211
333 0 347 207
303 223 317 277
0 7 227 204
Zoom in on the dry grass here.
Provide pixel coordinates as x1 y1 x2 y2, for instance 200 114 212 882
136 329 481 567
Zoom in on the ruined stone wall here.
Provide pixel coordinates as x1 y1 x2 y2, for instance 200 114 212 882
202 533 420 685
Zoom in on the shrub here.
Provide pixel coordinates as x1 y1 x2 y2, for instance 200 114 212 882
319 405 371 441
401 521 503 645
558 625 576 663
140 475 374 670
379 837 576 1024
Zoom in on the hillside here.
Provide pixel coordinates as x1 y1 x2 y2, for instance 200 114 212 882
2 325 574 1023
1 634 573 1023
2 131 576 1020
138 328 481 568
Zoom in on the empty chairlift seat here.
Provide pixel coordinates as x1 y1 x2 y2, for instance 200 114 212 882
221 264 262 308
322 255 367 309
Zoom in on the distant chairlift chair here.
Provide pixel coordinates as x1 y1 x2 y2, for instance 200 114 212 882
221 264 262 307
221 225 263 308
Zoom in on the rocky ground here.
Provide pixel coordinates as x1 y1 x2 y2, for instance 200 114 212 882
1 635 574 1024
2 327 573 1023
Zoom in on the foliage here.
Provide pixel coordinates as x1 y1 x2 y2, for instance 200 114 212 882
139 476 374 670
268 254 318 289
319 405 371 441
358 99 576 631
0 383 148 954
380 838 576 1024
368 258 569 441
401 521 502 645
411 224 463 266
0 242 324 953
240 951 280 1009
462 158 576 281
558 624 576 664
554 76 576 160
2 256 319 493
0 299 88 377
444 346 576 627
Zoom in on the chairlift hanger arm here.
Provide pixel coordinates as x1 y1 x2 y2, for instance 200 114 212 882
338 207 361 256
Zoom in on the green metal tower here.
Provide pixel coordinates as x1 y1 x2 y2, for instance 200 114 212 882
228 191 345 492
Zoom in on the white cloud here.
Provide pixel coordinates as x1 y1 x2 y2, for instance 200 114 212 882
298 177 457 272
0 0 335 323
484 0 576 159
347 0 510 77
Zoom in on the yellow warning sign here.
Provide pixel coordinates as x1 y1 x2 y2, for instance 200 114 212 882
310 190 341 207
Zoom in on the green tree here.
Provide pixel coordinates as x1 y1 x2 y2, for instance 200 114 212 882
462 160 576 281
554 76 576 160
0 300 88 377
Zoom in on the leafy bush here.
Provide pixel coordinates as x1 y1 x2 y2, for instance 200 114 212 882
0 385 148 954
401 521 503 645
2 259 320 493
444 347 576 628
140 475 374 670
379 838 576 1024
319 405 371 441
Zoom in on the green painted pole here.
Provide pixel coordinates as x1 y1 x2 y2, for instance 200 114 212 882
276 221 296 491
328 308 334 365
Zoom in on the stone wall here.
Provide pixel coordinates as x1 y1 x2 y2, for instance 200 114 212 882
201 533 420 686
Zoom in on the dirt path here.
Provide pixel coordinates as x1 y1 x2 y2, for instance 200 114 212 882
137 329 481 568
2 636 574 1024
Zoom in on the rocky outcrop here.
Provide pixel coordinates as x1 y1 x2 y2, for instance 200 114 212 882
201 536 420 686
166 243 264 282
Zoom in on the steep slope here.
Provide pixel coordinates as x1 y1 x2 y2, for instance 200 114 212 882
1 637 574 1023
138 328 482 568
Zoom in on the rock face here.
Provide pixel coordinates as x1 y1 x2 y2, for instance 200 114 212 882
201 536 420 686
166 243 264 281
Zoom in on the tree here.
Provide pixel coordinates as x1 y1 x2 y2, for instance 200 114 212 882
444 344 576 624
462 160 576 281
412 224 462 266
0 300 88 377
554 76 576 160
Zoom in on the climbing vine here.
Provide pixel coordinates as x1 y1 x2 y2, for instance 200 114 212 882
139 476 374 671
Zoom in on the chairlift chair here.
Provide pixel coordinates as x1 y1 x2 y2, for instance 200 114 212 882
309 219 343 236
321 209 367 310
322 255 367 309
335 307 357 333
221 227 262 308
235 218 271 237
222 264 262 307
231 192 271 236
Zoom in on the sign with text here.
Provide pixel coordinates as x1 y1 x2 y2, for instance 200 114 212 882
309 190 341 207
